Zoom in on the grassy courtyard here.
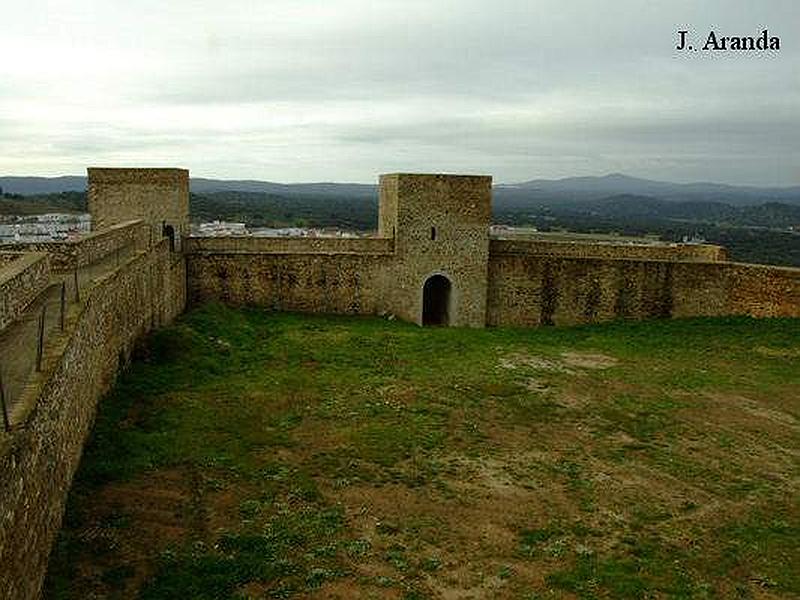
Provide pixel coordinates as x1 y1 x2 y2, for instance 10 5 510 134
45 304 800 599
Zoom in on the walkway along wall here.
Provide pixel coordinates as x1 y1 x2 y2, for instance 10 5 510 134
0 239 185 600
10 220 148 271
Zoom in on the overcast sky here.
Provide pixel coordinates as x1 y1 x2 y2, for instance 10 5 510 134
1 0 798 185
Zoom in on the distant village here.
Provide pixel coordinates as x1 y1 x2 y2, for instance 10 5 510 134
0 213 364 244
0 214 713 246
192 220 362 239
0 213 91 243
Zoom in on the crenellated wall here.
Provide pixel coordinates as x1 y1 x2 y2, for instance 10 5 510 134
0 240 185 600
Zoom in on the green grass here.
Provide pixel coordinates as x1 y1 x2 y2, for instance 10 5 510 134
44 304 800 599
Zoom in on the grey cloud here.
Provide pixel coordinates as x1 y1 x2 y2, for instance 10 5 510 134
0 0 797 184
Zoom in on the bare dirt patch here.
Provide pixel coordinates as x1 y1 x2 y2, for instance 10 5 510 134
754 346 800 359
499 350 619 374
705 392 798 428
498 352 570 372
560 351 619 370
69 468 197 596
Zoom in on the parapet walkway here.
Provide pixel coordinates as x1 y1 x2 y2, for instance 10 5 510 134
0 243 136 431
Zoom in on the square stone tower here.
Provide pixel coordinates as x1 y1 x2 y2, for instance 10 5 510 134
87 168 190 249
379 173 492 327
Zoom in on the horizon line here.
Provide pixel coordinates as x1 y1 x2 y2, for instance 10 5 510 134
1 171 799 190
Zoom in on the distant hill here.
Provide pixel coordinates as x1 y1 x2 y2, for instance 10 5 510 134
0 176 87 195
0 191 86 215
2 173 799 207
190 178 376 198
496 173 800 207
1 177 797 267
553 194 800 228
0 176 378 199
189 190 377 230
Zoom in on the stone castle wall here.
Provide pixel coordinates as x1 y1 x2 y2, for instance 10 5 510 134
379 174 492 327
88 168 190 248
186 174 495 327
9 220 148 271
489 239 727 262
187 251 395 314
185 173 799 329
185 235 394 255
0 252 51 331
486 249 800 327
671 261 800 319
0 253 22 268
186 232 799 329
187 239 798 329
0 240 185 600
726 263 800 317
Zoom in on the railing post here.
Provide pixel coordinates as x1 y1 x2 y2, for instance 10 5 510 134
36 304 46 372
60 281 66 331
73 265 80 302
0 366 10 432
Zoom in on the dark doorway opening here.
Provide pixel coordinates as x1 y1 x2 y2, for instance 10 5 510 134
422 274 451 326
162 223 176 252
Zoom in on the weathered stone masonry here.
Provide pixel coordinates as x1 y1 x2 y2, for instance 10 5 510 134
0 170 187 600
88 167 190 251
0 167 799 599
12 220 147 271
0 252 51 331
186 171 800 326
187 174 494 327
0 240 185 600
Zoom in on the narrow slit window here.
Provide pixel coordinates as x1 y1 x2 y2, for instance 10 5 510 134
431 226 436 241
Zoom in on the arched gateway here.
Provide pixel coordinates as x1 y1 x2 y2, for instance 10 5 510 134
376 173 492 328
422 274 452 326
